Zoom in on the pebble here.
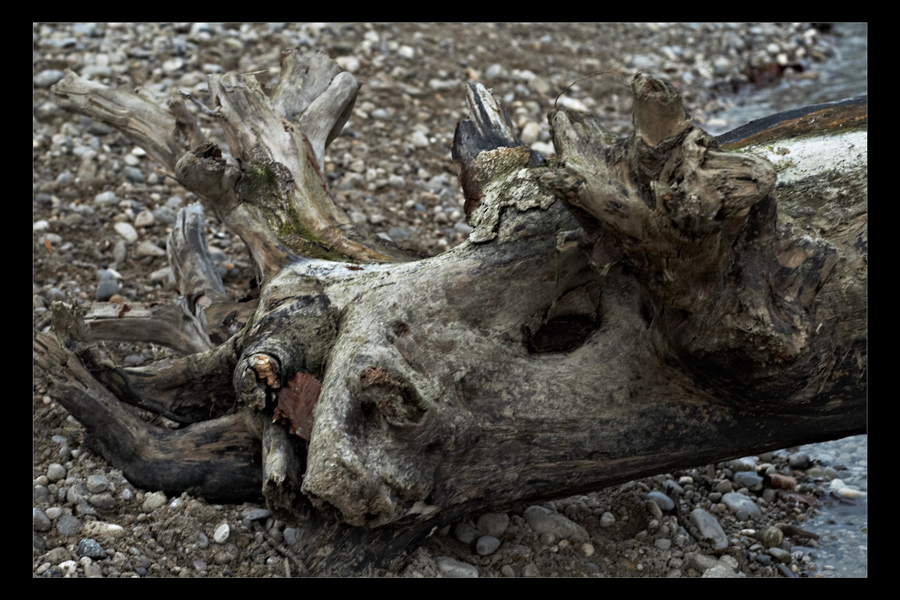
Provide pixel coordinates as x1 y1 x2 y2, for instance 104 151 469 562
141 491 167 512
475 535 501 556
93 191 119 205
34 69 65 88
56 514 83 536
702 563 740 578
82 521 125 539
476 512 510 537
46 463 66 482
732 471 764 491
33 508 52 532
435 556 479 578
136 240 166 257
523 505 589 542
789 452 811 469
647 491 675 511
721 492 763 519
214 523 230 543
282 527 299 546
688 508 728 551
77 538 107 559
86 474 109 493
114 222 138 243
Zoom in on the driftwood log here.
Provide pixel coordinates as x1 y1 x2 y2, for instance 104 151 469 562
34 49 867 574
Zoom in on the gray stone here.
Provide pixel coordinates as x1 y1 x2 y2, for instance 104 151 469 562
654 537 672 551
523 505 588 542
475 535 501 556
721 492 762 518
86 474 109 493
95 279 119 301
388 227 411 241
88 493 117 509
56 514 83 536
136 240 166 257
732 471 764 491
122 166 144 183
33 508 52 532
647 491 675 511
768 547 793 565
77 538 107 559
435 556 478 577
727 457 756 472
141 491 167 512
410 130 430 148
34 69 65 88
476 512 510 537
702 563 740 578
242 508 271 522
688 508 728 551
453 520 479 544
46 463 66 482
45 547 72 565
94 191 119 205
789 452 811 469
599 511 616 527
114 222 138 243
33 485 50 505
454 222 474 236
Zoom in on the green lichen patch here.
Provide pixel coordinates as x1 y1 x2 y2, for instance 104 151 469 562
238 158 347 262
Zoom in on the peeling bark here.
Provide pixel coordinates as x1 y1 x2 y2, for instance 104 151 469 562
37 51 866 574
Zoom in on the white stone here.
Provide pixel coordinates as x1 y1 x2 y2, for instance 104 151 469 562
335 56 360 72
410 130 430 148
82 521 126 539
134 210 155 227
214 523 230 543
114 222 138 243
141 490 167 512
136 240 166 257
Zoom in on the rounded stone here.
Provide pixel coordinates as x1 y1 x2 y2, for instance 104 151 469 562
435 556 478 578
46 463 66 482
453 520 479 545
95 279 120 301
33 508 52 532
141 491 167 512
688 508 728 551
86 474 109 493
476 512 510 537
282 527 299 546
77 538 107 559
523 505 589 541
56 514 83 536
789 452 811 469
475 535 501 556
733 471 764 491
599 511 616 527
721 492 763 518
647 491 674 512
214 523 230 543
758 526 783 549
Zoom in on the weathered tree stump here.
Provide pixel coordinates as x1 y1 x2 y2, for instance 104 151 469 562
34 49 866 574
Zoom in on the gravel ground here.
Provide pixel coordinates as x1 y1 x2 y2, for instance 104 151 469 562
33 22 864 578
